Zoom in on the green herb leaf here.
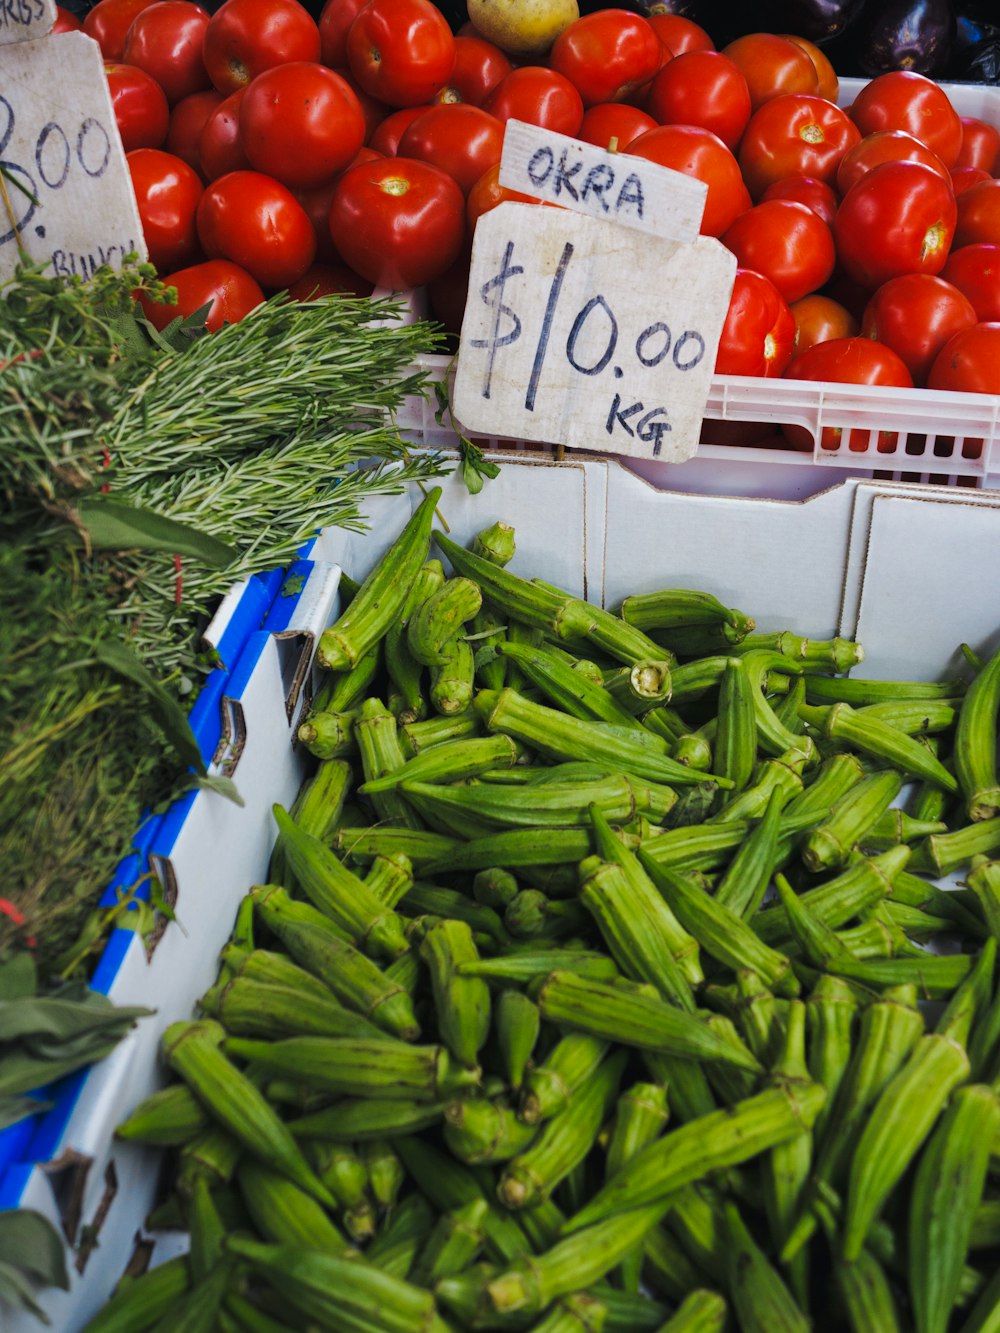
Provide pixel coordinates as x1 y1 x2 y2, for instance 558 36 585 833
0 1258 51 1324
0 953 37 1002
92 640 206 774
194 774 245 807
76 498 236 568
458 436 500 496
0 1210 69 1292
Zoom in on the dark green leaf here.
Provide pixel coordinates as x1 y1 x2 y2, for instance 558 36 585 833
75 498 236 569
0 953 37 1002
0 1210 69 1290
461 454 485 496
0 995 154 1045
193 774 244 807
473 644 498 673
91 639 206 774
0 1259 51 1323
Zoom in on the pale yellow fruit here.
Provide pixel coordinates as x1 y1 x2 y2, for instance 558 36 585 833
467 0 580 57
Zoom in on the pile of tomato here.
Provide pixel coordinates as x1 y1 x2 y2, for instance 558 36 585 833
70 0 1000 430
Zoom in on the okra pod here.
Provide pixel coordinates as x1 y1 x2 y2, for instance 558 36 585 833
472 865 521 910
859 807 949 851
402 882 511 946
115 1082 209 1146
361 735 521 794
532 1293 608 1333
519 1031 609 1125
496 989 541 1090
429 634 476 716
708 749 806 824
363 1137 405 1211
618 588 751 634
459 950 617 984
364 853 414 911
81 1256 190 1333
200 974 386 1042
804 675 965 706
712 786 784 920
968 854 1000 939
833 1245 903 1333
713 656 757 795
354 698 423 831
800 768 905 872
724 1201 809 1333
855 698 959 735
909 817 1000 876
385 559 444 723
651 621 750 657
333 824 461 867
237 1158 348 1255
799 702 958 791
290 1096 448 1142
401 775 637 830
761 1000 814 1304
411 1197 490 1286
443 1097 538 1165
399 713 482 758
498 640 639 728
805 975 858 1142
269 758 352 889
733 631 862 673
220 944 347 1003
782 750 867 825
295 708 359 759
603 660 673 712
955 640 1000 821
605 1081 670 1293
420 917 491 1067
640 810 818 875
652 1290 727 1333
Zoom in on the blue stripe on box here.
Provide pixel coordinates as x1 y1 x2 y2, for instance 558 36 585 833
187 666 230 763
213 571 273 671
0 1116 39 1198
0 1160 35 1211
262 560 314 635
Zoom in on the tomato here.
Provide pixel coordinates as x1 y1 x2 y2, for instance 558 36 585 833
952 166 992 196
954 179 1000 248
433 35 511 107
166 89 223 174
720 33 818 112
577 103 656 152
105 62 170 151
333 68 390 142
466 162 546 230
646 13 713 60
714 268 795 377
197 170 316 288
122 1 210 105
722 199 834 304
53 6 82 32
484 68 584 137
347 0 454 108
645 51 750 153
369 107 428 156
199 89 251 179
860 273 977 385
294 177 341 262
398 104 504 196
835 129 950 197
142 257 263 329
84 0 159 60
848 70 962 169
781 336 913 452
318 0 368 69
128 147 203 271
738 94 860 200
549 11 661 108
286 261 374 300
781 34 838 102
789 293 857 354
627 124 750 238
329 156 465 289
941 244 1000 322
239 63 365 189
760 175 838 229
928 322 1000 394
834 161 956 289
203 0 320 95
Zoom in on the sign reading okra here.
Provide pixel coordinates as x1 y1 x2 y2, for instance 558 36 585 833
97 508 1000 1333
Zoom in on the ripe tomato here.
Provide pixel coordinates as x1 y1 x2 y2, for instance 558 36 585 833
760 175 838 229
347 0 455 108
53 5 82 32
466 162 546 230
953 167 992 198
720 33 818 112
941 244 1000 322
848 70 962 169
329 156 465 289
738 94 860 200
105 62 170 151
781 34 838 102
861 273 977 385
240 64 365 189
128 147 203 271
627 124 750 238
789 293 858 354
954 179 1000 248
142 257 263 329
955 117 1000 175
122 1 210 105
332 68 390 142
549 11 661 108
167 89 223 174
484 68 584 137
645 51 750 153
287 261 374 300
782 336 913 451
835 129 950 197
577 103 656 152
203 0 320 95
722 199 835 304
197 170 316 288
432 35 512 107
369 107 428 156
646 13 713 60
834 161 956 289
928 322 1000 394
714 268 795 377
397 105 504 196
199 89 251 179
84 0 159 60
318 0 368 69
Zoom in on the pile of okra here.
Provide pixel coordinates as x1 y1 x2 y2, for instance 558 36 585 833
95 485 1000 1333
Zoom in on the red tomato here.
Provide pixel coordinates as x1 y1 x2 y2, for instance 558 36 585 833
397 104 504 196
122 1 210 105
432 35 512 108
953 166 992 196
720 33 818 112
836 129 950 196
466 162 546 230
941 244 1000 322
203 0 320 95
286 261 374 300
329 156 465 289
760 175 838 229
954 179 1000 248
294 177 341 263
369 107 428 156
956 117 1000 175
549 11 661 108
577 103 656 152
627 124 750 238
645 51 750 154
332 68 390 142
782 336 913 451
714 268 795 377
240 63 365 189
347 0 454 108
166 89 223 174
834 161 957 289
318 0 368 69
789 293 857 354
199 89 251 179
197 170 316 288
861 273 977 385
647 13 713 60
128 147 203 271
142 257 263 329
781 33 838 102
53 5 82 32
928 322 1000 394
484 68 584 137
722 199 835 304
105 62 170 151
848 71 962 169
84 0 159 60
738 94 860 200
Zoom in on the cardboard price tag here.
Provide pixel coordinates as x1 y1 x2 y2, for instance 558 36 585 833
0 31 147 280
0 0 55 46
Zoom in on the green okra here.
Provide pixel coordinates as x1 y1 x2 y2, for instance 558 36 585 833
401 775 638 830
402 882 511 947
411 1197 490 1286
713 656 757 795
222 1296 301 1333
147 1257 233 1333
220 945 340 1003
724 1200 810 1333
188 1174 225 1282
761 1001 814 1305
531 1293 608 1333
430 634 476 716
733 969 788 1066
651 621 750 657
386 559 444 720
910 817 1000 876
420 827 604 878
660 781 720 829
354 697 423 831
804 675 966 706
81 1255 191 1333
459 950 617 984
443 1096 538 1165
498 640 639 728
200 974 386 1043
799 702 958 791
496 990 541 1091
855 698 960 735
618 588 752 634
361 735 521 794
805 976 858 1142
305 1140 369 1212
508 891 598 944
708 748 807 824
712 786 784 920
800 768 905 872
605 1081 670 1294
237 1158 348 1255
833 1244 903 1333
859 807 949 851
364 853 414 911
661 1182 728 1287
363 1137 405 1211
733 631 862 673
519 1031 610 1125
603 659 673 713
968 855 1000 939
652 1290 727 1333
295 708 359 759
317 635 384 713
782 750 867 825
773 675 808 737
470 604 508 693
289 1096 448 1141
739 651 817 763
955 640 1000 822
639 809 818 875
774 871 857 970
420 917 491 1067
472 519 516 567
400 713 482 758
641 706 712 770
333 825 461 867
471 865 521 911
318 486 441 673
268 758 352 889
176 1125 242 1197
115 1082 209 1146
642 1222 712 1305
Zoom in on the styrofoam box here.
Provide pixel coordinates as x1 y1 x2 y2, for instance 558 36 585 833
393 78 1000 499
6 456 1000 1329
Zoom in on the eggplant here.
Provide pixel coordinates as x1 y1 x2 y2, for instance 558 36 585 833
769 0 868 44
833 0 955 76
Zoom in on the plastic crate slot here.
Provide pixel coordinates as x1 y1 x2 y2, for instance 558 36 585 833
215 696 247 777
41 1147 92 1246
144 855 179 960
272 628 315 724
75 1160 118 1275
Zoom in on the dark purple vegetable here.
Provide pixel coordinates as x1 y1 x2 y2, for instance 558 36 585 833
770 0 868 43
835 0 954 75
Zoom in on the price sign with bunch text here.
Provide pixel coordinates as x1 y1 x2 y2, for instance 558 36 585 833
453 121 736 462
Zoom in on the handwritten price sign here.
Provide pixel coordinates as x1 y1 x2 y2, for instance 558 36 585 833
0 0 55 46
453 122 735 462
0 31 146 280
